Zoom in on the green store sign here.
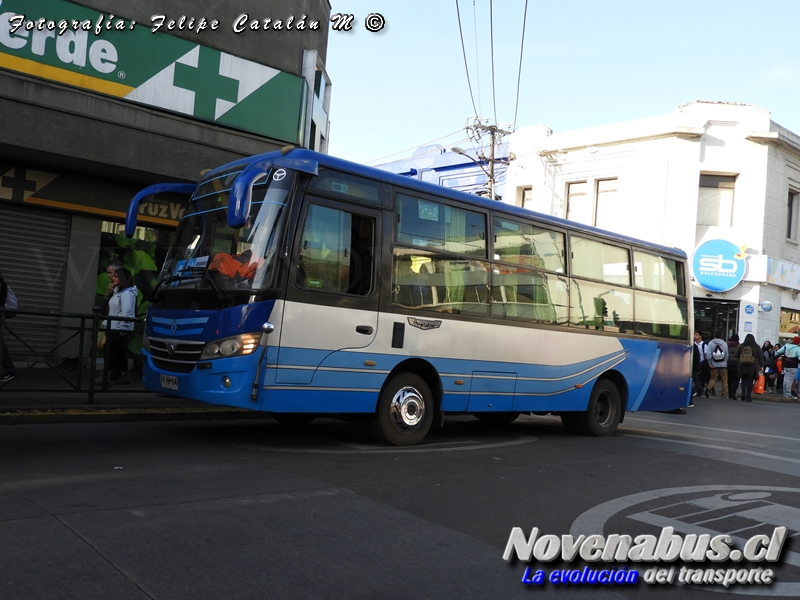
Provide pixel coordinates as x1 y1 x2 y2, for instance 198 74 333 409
0 0 306 143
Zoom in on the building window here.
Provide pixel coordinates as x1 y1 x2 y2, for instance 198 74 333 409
594 178 618 230
788 190 798 241
697 175 735 227
566 178 618 228
522 187 533 207
566 181 590 224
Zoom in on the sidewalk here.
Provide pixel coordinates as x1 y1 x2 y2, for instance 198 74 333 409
0 367 267 424
694 379 798 404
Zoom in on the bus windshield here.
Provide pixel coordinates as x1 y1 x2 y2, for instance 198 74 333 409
156 166 295 303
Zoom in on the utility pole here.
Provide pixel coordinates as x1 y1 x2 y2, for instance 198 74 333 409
463 118 513 200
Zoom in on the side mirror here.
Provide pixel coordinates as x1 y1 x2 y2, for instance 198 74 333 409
125 183 195 237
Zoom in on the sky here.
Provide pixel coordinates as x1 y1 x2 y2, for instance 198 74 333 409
325 0 800 165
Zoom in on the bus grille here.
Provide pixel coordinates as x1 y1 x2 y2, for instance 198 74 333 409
148 337 206 373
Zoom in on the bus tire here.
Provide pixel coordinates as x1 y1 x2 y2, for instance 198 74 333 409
474 412 520 426
585 379 622 436
371 373 433 446
272 413 316 427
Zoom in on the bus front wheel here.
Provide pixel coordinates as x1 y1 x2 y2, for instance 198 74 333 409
371 373 434 446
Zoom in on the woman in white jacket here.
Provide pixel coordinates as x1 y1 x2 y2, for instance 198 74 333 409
103 262 137 383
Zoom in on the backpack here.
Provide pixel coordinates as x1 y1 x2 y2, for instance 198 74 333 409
740 345 755 365
711 342 725 361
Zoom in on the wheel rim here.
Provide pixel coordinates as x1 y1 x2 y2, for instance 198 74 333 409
594 390 616 428
389 385 425 431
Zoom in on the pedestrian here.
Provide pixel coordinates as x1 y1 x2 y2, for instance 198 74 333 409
761 341 776 392
727 334 740 400
0 270 18 382
735 333 763 402
775 337 800 399
100 262 137 384
692 331 708 398
705 330 729 399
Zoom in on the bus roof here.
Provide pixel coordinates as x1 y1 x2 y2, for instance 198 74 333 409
203 147 687 260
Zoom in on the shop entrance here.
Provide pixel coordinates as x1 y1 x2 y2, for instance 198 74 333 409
694 299 739 341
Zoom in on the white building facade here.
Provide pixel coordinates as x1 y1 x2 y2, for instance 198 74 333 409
504 101 800 345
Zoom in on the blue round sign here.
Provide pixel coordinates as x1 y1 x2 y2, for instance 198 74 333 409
744 304 755 315
692 239 746 293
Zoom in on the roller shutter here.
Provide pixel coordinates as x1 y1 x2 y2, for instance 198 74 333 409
0 203 70 360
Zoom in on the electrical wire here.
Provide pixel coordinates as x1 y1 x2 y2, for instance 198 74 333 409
489 0 497 126
455 0 479 119
472 0 482 117
512 0 529 131
362 130 472 165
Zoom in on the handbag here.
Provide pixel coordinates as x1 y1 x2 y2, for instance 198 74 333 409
753 375 765 395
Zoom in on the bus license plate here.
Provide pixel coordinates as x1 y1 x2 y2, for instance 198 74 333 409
160 374 178 390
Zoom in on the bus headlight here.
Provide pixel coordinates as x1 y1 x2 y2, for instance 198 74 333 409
200 333 261 360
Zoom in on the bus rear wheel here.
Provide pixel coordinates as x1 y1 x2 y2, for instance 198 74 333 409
371 373 433 446
560 380 622 436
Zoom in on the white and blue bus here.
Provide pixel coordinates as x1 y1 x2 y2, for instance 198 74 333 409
125 148 692 445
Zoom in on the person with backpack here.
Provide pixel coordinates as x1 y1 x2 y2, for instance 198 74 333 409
705 330 729 399
736 333 763 402
775 337 800 399
727 334 740 400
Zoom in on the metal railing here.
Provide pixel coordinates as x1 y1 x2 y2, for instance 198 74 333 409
0 306 145 403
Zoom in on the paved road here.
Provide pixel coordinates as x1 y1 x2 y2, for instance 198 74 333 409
1 397 799 599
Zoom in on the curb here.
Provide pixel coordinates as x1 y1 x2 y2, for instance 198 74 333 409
0 407 273 425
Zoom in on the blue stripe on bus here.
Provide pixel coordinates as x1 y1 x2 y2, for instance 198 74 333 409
630 349 661 411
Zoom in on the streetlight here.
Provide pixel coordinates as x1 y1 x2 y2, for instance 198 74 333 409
450 146 495 200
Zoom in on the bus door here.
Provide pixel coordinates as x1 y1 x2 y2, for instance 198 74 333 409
276 197 381 384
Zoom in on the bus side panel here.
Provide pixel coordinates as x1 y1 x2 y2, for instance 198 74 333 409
260 346 391 413
628 341 692 411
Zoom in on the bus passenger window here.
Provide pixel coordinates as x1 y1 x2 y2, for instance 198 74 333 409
571 236 631 286
491 268 568 324
493 218 566 273
392 248 489 315
396 194 486 258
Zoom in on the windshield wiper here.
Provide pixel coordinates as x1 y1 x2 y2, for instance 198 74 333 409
150 267 227 302
194 266 225 301
149 272 202 301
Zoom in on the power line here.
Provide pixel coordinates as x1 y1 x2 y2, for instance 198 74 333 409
512 0 529 131
455 1 479 118
472 0 481 116
489 0 497 126
363 130 471 165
